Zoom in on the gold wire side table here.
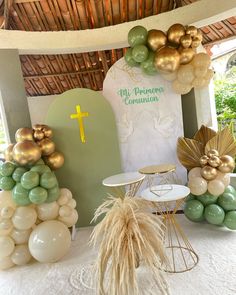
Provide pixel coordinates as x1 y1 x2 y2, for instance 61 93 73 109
102 172 145 198
141 184 199 273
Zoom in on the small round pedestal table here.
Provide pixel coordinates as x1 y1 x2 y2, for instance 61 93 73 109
141 184 199 273
102 172 145 198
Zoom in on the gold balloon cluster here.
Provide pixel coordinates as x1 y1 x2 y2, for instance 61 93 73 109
4 125 64 170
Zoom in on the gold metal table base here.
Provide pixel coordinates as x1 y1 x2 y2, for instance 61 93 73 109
108 179 144 199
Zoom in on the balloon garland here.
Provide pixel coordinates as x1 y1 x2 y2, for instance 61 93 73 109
125 24 214 95
177 125 236 229
0 125 78 270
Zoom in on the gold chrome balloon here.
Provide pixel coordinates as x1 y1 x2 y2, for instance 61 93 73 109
191 37 201 48
15 128 33 142
178 47 195 65
167 23 185 45
33 130 44 141
180 34 192 48
218 155 235 173
199 155 209 167
42 126 53 138
208 156 221 168
13 141 42 166
4 144 14 162
195 30 203 42
201 165 217 180
185 26 198 37
37 138 55 156
33 124 44 131
207 149 219 158
154 46 180 73
44 151 64 170
147 29 167 51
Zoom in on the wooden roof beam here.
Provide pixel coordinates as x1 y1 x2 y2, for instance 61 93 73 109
0 0 236 55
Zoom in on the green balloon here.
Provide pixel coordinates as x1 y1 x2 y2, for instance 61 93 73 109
12 167 28 182
218 192 236 211
224 211 236 230
184 200 204 222
46 185 60 203
132 45 149 63
29 186 48 204
124 48 139 67
0 176 15 190
185 194 195 202
197 192 218 206
204 204 225 225
30 165 51 175
128 25 148 47
40 172 58 189
0 162 15 177
224 185 236 195
12 183 31 206
21 171 40 190
141 52 157 75
34 159 45 165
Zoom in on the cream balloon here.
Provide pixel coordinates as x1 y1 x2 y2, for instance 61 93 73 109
0 236 15 259
172 80 192 95
0 219 13 231
205 69 214 80
29 220 71 263
192 77 206 88
67 199 77 209
188 177 208 195
177 64 195 84
57 188 73 206
188 167 202 180
215 172 231 187
59 205 72 217
58 210 78 228
194 66 207 77
12 207 37 230
208 180 225 197
37 202 59 221
11 228 32 245
0 256 15 270
0 191 16 210
161 71 177 81
1 206 15 219
11 244 32 266
191 53 211 69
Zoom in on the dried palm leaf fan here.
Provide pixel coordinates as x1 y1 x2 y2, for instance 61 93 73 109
193 125 217 147
90 195 170 295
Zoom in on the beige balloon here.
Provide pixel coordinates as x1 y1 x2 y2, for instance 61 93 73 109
0 256 15 270
12 207 37 230
192 53 211 69
160 71 177 81
0 219 13 232
11 244 32 266
188 177 208 195
0 191 17 210
59 205 72 218
177 64 195 84
67 199 77 209
58 210 78 228
0 236 15 259
205 69 214 80
37 202 59 221
1 206 15 219
194 66 207 78
172 79 192 95
28 220 71 263
208 180 225 197
11 228 32 245
57 188 73 206
192 78 206 88
215 172 231 187
188 167 202 180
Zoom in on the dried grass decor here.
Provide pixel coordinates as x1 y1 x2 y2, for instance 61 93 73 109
90 195 170 295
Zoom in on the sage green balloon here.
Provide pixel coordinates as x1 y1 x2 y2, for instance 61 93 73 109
0 176 15 190
46 185 60 203
141 52 157 75
12 183 31 206
34 159 45 165
224 185 236 195
124 48 139 67
21 171 40 190
184 200 204 222
30 165 51 175
218 192 236 211
132 45 149 63
29 186 48 204
12 167 28 182
224 210 236 230
0 162 15 177
40 172 58 189
197 192 218 206
204 204 225 225
128 25 148 47
185 193 195 202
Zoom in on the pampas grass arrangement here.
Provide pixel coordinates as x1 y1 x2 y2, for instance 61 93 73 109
90 195 170 295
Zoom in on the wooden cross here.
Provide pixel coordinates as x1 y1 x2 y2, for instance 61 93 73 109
70 105 89 143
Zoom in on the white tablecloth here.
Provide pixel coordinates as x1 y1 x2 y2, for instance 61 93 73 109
0 215 236 295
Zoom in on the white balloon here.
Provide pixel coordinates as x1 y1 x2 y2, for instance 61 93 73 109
12 207 37 230
208 180 225 197
37 202 59 221
11 228 32 245
0 219 13 233
188 177 208 195
58 209 78 227
215 172 231 187
29 220 71 263
0 236 15 259
0 256 15 270
0 191 16 210
59 205 72 217
67 199 77 209
188 167 202 180
11 244 32 266
57 188 73 206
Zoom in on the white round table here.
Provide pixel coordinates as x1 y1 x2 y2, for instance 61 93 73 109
141 184 199 273
102 172 145 198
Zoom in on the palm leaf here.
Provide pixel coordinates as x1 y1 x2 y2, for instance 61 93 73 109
193 125 217 147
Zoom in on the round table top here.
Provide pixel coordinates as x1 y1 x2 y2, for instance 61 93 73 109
140 184 190 202
102 172 145 187
139 164 176 175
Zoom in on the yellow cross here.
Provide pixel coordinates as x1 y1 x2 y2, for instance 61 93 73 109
70 105 89 143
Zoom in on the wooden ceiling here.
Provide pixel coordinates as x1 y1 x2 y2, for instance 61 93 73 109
1 0 236 96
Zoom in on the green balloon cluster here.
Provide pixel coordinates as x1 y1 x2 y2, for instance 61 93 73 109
0 160 60 206
125 26 157 76
184 185 236 230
